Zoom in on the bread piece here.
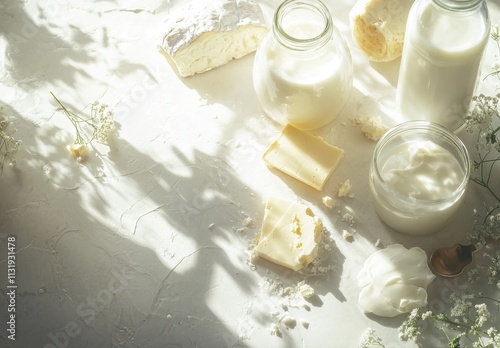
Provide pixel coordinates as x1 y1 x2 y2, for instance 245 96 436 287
350 0 414 62
160 0 267 77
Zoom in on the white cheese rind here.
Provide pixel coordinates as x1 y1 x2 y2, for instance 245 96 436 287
161 0 267 77
350 0 414 62
255 197 323 271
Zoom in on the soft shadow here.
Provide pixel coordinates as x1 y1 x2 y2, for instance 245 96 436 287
0 101 264 347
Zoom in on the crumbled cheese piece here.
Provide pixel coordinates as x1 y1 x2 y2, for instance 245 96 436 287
350 0 414 62
360 115 390 141
298 283 315 299
255 197 323 271
342 213 355 226
269 323 281 336
243 217 254 227
322 195 334 208
338 179 352 198
160 0 267 77
281 315 297 329
263 124 344 191
342 229 354 241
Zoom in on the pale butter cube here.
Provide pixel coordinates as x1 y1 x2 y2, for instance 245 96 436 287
263 124 345 191
255 197 323 271
160 0 267 77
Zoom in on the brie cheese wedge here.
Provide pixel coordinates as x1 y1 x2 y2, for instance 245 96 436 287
160 0 267 77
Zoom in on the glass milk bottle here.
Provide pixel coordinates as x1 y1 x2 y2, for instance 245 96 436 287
253 0 353 131
396 0 490 131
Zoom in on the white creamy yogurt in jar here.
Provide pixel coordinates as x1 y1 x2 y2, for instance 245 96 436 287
383 141 464 200
369 121 470 235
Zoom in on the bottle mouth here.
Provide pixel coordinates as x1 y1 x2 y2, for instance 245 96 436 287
273 0 333 51
433 0 483 11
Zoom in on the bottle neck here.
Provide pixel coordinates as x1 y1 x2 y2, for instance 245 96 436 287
272 0 333 52
432 0 484 12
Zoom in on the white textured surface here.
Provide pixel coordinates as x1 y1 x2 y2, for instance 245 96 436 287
0 0 499 347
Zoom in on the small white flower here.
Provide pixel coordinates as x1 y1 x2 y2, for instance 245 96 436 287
67 144 88 163
421 311 432 320
475 303 490 328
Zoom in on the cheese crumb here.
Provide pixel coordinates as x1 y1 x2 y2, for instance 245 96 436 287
298 283 315 299
281 315 297 329
269 323 281 336
243 217 254 227
338 179 352 198
342 213 356 226
322 196 334 208
342 229 354 241
361 115 390 141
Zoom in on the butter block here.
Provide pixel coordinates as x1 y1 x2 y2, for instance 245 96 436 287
263 124 345 190
255 197 323 271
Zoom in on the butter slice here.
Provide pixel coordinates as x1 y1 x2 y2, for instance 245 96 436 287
255 197 323 271
263 124 344 190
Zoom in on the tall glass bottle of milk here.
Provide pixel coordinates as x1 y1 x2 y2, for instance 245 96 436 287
396 0 490 131
253 0 353 131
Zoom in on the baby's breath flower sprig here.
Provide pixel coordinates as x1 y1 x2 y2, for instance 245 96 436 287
359 328 385 348
50 92 114 163
464 93 500 246
396 294 500 348
484 24 500 81
0 107 21 175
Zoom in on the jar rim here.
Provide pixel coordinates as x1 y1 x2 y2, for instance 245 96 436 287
273 0 333 51
372 120 471 205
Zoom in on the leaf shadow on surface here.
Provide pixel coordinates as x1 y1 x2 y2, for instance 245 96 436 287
0 102 271 347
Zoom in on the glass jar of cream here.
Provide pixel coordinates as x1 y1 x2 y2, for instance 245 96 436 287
369 121 471 235
252 0 353 131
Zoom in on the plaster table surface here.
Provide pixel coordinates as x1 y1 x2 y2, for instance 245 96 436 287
0 0 499 347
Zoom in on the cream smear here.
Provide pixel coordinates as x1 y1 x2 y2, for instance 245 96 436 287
358 244 436 317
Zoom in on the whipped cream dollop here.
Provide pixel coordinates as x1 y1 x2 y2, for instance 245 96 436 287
357 244 435 317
